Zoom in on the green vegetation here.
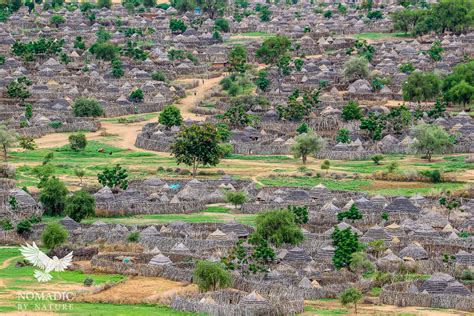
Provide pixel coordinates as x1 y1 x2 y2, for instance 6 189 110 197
193 260 232 292
41 222 68 249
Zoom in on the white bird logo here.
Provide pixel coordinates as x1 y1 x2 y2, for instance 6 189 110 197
19 242 73 282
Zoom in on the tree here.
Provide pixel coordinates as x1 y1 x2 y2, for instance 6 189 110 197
193 260 232 292
74 168 85 186
65 190 96 223
336 129 350 143
195 0 226 19
399 62 415 74
391 9 425 34
426 40 444 62
72 97 104 117
50 15 65 28
69 133 87 152
367 10 383 20
159 105 183 128
339 288 363 314
225 191 247 209
411 124 451 162
332 227 362 269
41 223 68 250
342 100 363 121
214 18 229 32
294 58 304 71
288 205 308 225
403 72 440 103
256 35 291 65
359 113 384 141
129 89 143 103
431 0 473 33
337 204 363 223
39 177 68 216
255 71 270 92
227 45 247 74
296 122 309 134
169 18 187 34
0 125 17 161
371 154 384 165
291 132 325 165
170 123 222 177
252 209 304 247
321 159 330 174
7 76 32 105
151 71 166 82
259 5 271 22
98 164 129 193
90 42 119 61
349 252 374 273
323 10 332 18
343 57 369 82
97 0 112 8
17 220 32 235
19 136 37 150
111 59 124 78
127 231 140 242
447 80 474 109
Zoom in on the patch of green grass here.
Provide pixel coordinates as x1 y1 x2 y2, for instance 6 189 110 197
369 182 467 196
259 176 373 192
352 32 411 40
203 206 230 213
369 287 381 296
58 303 200 315
101 113 157 124
304 305 348 315
226 154 295 163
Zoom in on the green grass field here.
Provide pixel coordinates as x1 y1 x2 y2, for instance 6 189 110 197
351 32 411 40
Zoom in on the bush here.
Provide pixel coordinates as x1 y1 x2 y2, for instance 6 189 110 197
127 231 140 242
65 190 96 222
419 169 442 183
83 277 94 286
16 220 32 234
225 191 247 209
72 97 103 117
69 133 87 151
97 0 112 8
219 143 233 158
193 260 232 292
0 218 13 231
252 209 304 247
151 71 166 81
371 154 384 165
159 105 183 128
129 89 143 103
39 177 68 216
214 18 230 32
41 223 68 250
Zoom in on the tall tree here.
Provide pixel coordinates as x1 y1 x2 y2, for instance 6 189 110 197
195 0 227 19
227 45 247 74
291 132 325 165
332 227 362 269
170 123 222 177
255 35 291 65
193 260 232 291
403 72 440 103
411 124 451 162
0 125 17 161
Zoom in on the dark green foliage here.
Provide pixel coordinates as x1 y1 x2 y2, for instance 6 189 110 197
159 105 183 128
129 89 144 103
277 89 321 121
256 35 291 65
425 40 444 62
65 190 96 222
97 0 112 8
24 103 33 119
98 164 129 192
296 122 309 134
227 45 247 74
215 122 231 142
16 219 32 234
381 212 389 221
69 133 87 151
193 260 232 292
332 227 362 269
399 62 415 74
72 97 103 117
90 42 119 61
371 154 384 165
41 223 68 250
170 123 222 177
252 209 304 247
0 218 13 231
367 10 382 19
339 288 363 313
127 231 140 242
222 238 275 275
342 101 362 121
12 38 64 61
214 18 229 32
323 10 332 18
337 204 363 222
259 5 271 21
111 59 124 78
7 76 32 105
83 278 94 286
419 169 442 183
169 18 187 34
223 104 257 128
225 191 247 209
255 71 270 92
288 205 308 225
73 36 86 50
336 129 350 144
151 71 166 81
39 177 68 216
19 136 37 150
50 15 65 27
360 113 384 141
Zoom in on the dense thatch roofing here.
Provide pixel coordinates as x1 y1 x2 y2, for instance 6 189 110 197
399 243 429 260
240 291 267 305
361 225 391 242
455 250 474 265
420 273 455 294
149 254 172 266
283 247 312 263
316 245 335 260
59 216 80 231
444 281 472 296
221 221 249 238
207 229 229 241
298 277 313 289
170 242 190 253
384 197 420 213
142 225 159 235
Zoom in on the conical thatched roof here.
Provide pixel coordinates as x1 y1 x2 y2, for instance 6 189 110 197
241 291 267 305
283 247 311 263
384 197 420 213
361 225 391 242
420 273 455 294
171 242 190 252
399 243 428 260
298 277 312 289
149 254 172 266
444 281 471 296
59 216 80 230
207 229 228 240
221 221 248 238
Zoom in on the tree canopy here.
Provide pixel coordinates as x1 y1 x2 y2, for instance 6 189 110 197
159 105 183 128
403 71 440 103
252 209 304 247
291 131 325 165
193 260 232 292
411 123 451 161
255 35 291 65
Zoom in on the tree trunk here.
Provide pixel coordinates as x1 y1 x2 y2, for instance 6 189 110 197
354 303 357 314
192 161 197 178
3 145 7 162
302 155 307 165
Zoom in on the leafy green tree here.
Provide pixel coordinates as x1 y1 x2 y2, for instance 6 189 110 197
65 191 95 223
16 220 32 234
343 57 369 82
72 97 103 117
227 45 247 74
256 35 291 65
332 227 362 269
69 133 87 151
411 123 451 162
170 123 222 177
193 260 232 292
50 15 65 27
127 231 140 242
431 0 473 33
151 71 166 82
288 205 308 225
336 129 351 144
214 18 229 32
291 132 325 165
399 62 415 74
323 10 332 18
371 154 384 165
321 159 330 174
97 0 112 8
223 105 257 128
252 209 304 247
225 191 247 209
74 36 86 50
39 177 68 216
41 223 68 250
447 80 474 109
7 76 32 106
391 8 425 34
342 101 363 121
337 204 363 223
425 40 444 61
294 58 304 71
129 88 144 103
367 10 382 20
296 122 309 134
359 113 384 141
259 5 272 21
98 165 129 192
111 59 124 78
0 125 17 161
349 252 374 273
403 72 440 103
195 0 226 19
159 105 183 128
339 288 363 314
171 0 195 13
169 18 187 34
255 70 270 92
25 103 33 120
19 136 37 150
74 168 85 186
90 42 118 61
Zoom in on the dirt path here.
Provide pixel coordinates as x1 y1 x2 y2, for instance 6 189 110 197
0 256 18 269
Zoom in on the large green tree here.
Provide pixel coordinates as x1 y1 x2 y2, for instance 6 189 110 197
251 209 304 247
227 45 247 74
332 227 362 269
193 260 232 292
403 72 440 103
411 123 451 162
159 105 183 128
195 0 227 19
343 56 369 82
170 123 222 177
255 35 291 65
39 177 69 216
0 125 17 162
65 190 96 223
72 97 104 117
291 132 325 165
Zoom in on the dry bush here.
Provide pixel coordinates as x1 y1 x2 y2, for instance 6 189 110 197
99 242 144 253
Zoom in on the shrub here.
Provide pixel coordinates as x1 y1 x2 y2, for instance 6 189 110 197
39 177 68 216
97 0 111 8
49 121 63 129
83 277 94 286
41 223 68 250
371 154 384 165
252 209 304 247
69 133 87 151
225 191 247 209
127 231 140 242
419 169 442 183
193 260 232 292
65 190 96 222
151 71 166 81
19 136 37 150
129 88 144 103
159 105 183 128
214 18 230 32
342 101 362 121
0 218 13 231
339 287 363 314
72 97 103 117
16 220 32 234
